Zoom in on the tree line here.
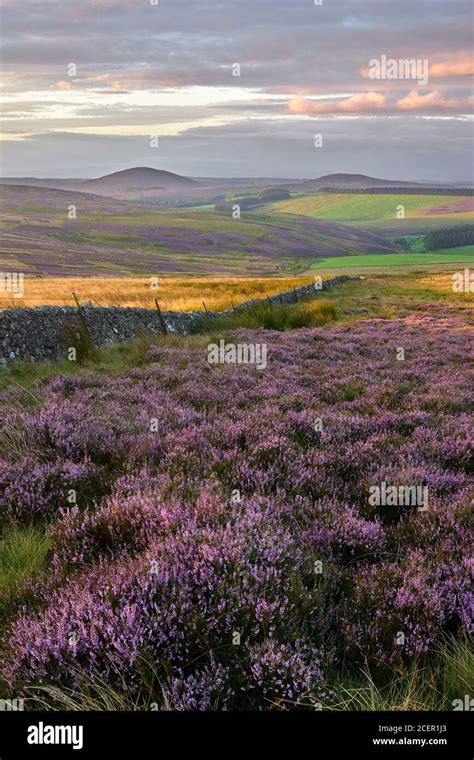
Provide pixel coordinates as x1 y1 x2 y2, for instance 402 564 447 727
425 224 474 250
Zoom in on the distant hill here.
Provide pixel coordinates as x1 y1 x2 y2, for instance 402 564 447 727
79 167 198 193
1 171 467 203
300 174 424 190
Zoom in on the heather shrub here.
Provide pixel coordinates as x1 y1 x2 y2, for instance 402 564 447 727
309 505 386 562
3 511 330 706
248 640 325 706
0 457 102 522
0 310 472 708
344 550 472 667
162 657 233 710
49 478 226 570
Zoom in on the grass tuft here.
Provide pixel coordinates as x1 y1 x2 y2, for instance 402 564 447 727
0 525 50 620
19 637 473 712
314 637 474 711
200 299 337 332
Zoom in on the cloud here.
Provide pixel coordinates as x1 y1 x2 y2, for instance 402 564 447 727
2 116 472 183
79 71 184 90
430 56 474 78
50 80 73 91
289 92 387 115
1 0 473 176
396 88 474 111
289 88 474 116
81 75 125 92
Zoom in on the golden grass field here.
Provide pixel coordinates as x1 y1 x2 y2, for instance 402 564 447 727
0 275 314 311
0 271 471 316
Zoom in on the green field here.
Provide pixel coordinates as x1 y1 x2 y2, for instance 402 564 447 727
270 192 474 223
308 246 474 272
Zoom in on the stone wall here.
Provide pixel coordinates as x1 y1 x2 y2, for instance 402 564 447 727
0 275 352 364
233 274 350 310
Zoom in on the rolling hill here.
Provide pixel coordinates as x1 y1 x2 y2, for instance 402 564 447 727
0 167 199 199
1 171 468 212
297 173 425 190
269 192 474 232
0 184 400 276
79 167 198 194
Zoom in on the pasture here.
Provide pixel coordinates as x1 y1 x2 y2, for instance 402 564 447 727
270 192 474 224
309 247 474 272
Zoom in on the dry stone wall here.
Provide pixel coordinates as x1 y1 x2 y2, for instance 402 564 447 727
0 275 351 364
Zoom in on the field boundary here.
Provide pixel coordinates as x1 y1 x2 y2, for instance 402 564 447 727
0 274 353 364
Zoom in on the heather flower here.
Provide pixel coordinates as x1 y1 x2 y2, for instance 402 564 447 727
248 640 324 707
0 457 101 521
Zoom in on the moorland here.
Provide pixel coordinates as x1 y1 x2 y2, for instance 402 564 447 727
0 168 472 711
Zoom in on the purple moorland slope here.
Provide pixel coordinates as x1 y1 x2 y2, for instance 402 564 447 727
0 184 400 276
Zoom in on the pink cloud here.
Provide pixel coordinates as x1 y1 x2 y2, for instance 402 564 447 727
289 92 386 115
289 87 473 116
396 88 474 111
93 78 124 92
50 80 73 91
49 73 126 93
430 56 474 78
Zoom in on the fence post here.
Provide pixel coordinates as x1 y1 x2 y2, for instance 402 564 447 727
71 291 82 314
154 298 168 335
202 301 208 314
71 291 88 329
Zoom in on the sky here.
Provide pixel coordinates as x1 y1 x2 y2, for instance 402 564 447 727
0 0 473 180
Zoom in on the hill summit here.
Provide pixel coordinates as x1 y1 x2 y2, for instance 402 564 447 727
302 173 421 189
80 167 197 192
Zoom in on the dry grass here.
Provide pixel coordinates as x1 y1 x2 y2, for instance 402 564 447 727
415 271 471 294
18 637 474 711
0 275 314 311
